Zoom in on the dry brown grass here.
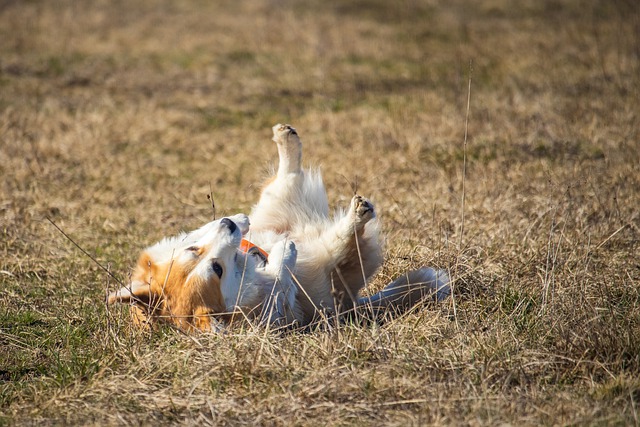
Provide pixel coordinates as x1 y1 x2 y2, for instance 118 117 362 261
1 0 639 424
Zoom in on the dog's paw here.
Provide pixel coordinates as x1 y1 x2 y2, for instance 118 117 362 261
268 239 298 270
350 195 375 227
272 123 298 144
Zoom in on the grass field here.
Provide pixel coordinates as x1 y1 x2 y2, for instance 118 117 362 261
1 0 639 424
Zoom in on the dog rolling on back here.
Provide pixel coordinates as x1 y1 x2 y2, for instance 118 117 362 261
108 124 449 331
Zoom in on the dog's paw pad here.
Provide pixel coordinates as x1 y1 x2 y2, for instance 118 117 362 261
351 195 375 225
272 123 298 143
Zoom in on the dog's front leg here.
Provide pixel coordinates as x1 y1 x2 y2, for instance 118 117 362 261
259 239 300 328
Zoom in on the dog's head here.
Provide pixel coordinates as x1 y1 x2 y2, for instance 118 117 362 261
108 215 251 332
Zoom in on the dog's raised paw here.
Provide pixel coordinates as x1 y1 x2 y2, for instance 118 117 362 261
268 239 298 269
350 195 375 226
272 123 298 144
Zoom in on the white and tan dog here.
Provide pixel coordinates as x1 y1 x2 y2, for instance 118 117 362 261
108 124 449 332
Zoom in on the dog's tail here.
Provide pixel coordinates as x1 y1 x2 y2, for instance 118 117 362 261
355 268 450 319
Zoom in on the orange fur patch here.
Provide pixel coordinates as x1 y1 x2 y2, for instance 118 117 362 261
128 250 226 331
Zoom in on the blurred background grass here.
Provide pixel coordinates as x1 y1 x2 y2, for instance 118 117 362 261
1 0 639 424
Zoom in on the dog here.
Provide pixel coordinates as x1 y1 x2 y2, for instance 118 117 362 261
108 124 449 332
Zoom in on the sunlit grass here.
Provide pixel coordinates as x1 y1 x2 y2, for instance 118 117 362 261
1 0 639 424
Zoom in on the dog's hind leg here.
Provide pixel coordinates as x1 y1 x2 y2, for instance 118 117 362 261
318 195 384 311
250 124 329 233
272 123 302 176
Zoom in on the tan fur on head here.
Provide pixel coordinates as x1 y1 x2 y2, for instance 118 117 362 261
108 216 248 330
108 237 228 332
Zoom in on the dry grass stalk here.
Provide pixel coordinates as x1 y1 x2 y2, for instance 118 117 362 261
1 0 639 425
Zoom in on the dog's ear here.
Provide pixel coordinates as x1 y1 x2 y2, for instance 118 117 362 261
227 213 250 235
107 280 153 305
107 251 161 306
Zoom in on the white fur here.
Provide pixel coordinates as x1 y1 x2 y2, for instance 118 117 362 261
236 124 448 325
109 123 449 330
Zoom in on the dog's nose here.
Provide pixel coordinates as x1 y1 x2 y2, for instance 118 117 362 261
220 218 237 234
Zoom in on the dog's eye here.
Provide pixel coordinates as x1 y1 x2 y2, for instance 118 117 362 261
211 261 223 278
186 246 200 253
